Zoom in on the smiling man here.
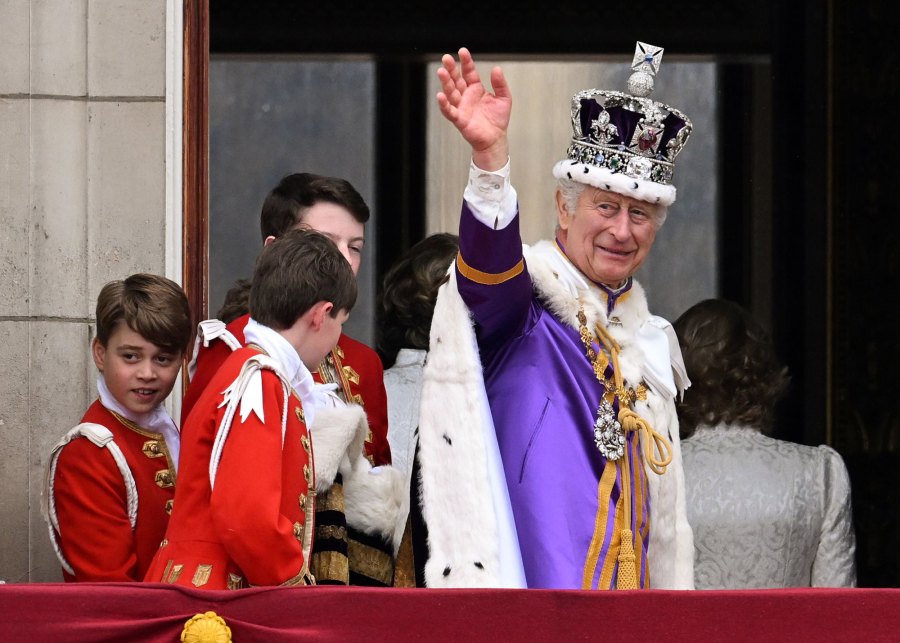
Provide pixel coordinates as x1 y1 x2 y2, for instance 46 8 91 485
416 45 695 590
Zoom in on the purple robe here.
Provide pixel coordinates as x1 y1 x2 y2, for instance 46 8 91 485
456 202 650 589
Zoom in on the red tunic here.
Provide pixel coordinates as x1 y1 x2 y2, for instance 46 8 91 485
50 400 176 582
182 313 391 465
144 346 314 589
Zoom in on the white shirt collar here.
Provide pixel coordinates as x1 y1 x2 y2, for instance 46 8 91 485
243 317 318 427
96 376 181 472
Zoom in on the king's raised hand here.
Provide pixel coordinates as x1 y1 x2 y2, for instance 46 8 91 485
436 47 511 172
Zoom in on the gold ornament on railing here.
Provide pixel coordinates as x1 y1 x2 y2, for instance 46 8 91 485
181 611 232 643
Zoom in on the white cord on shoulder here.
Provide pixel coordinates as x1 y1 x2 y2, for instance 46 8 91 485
187 318 243 380
41 423 138 575
209 355 291 491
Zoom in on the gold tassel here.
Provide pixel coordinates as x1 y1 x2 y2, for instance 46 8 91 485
616 528 638 590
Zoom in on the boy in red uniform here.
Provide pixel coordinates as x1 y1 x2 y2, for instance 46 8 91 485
42 274 192 581
183 174 405 586
183 173 390 467
144 229 358 588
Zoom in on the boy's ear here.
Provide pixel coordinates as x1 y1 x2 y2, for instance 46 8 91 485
263 235 277 247
309 301 335 331
91 337 106 373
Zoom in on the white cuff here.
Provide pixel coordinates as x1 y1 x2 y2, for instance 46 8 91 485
463 159 518 230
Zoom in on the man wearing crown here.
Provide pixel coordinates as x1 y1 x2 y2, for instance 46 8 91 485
415 46 694 590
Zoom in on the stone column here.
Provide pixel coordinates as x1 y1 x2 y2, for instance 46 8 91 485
0 0 174 582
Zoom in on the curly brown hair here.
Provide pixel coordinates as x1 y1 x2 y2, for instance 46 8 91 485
674 299 790 438
377 233 459 368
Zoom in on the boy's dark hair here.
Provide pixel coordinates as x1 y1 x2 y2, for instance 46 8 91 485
377 233 459 368
250 228 357 330
95 273 192 353
260 173 370 242
674 299 790 438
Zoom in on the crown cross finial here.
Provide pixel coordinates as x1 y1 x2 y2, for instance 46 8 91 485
631 42 664 75
628 42 664 98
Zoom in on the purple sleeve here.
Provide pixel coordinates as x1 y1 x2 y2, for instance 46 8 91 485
456 200 533 346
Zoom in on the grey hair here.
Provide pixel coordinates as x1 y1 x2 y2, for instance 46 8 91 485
554 177 668 229
556 178 586 214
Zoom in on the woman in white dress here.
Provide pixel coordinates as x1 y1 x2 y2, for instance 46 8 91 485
675 299 856 588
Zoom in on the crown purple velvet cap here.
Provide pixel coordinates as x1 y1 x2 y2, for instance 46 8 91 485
552 42 693 207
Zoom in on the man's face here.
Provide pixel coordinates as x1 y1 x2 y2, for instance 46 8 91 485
298 203 365 276
555 186 661 287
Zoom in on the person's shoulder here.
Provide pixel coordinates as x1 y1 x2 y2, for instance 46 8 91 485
53 408 124 473
760 434 849 473
217 344 266 376
221 349 295 410
78 400 135 441
192 314 250 375
225 313 251 341
814 443 851 473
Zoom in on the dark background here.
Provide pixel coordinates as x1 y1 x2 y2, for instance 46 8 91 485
210 0 900 586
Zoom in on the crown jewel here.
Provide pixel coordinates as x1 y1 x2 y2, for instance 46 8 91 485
554 42 693 205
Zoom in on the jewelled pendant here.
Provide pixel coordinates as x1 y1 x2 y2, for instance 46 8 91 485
593 398 626 460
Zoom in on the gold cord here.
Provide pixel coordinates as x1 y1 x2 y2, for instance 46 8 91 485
578 306 673 589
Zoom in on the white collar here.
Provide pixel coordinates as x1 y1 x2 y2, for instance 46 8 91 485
96 376 181 471
393 348 428 368
244 317 318 427
532 240 624 307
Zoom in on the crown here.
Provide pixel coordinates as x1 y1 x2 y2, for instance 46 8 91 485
552 42 693 206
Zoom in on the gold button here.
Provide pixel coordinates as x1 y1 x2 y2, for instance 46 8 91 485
142 440 164 458
300 434 310 453
295 406 305 424
155 469 175 488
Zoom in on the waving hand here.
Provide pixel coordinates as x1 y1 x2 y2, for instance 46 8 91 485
436 48 512 172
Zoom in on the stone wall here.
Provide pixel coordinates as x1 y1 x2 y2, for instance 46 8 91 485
0 0 175 582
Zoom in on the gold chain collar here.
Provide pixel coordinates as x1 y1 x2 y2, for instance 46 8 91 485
576 306 671 474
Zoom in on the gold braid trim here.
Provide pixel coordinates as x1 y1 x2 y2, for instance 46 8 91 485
392 517 416 587
348 539 394 586
456 252 524 285
582 460 618 589
311 483 349 584
598 495 624 589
